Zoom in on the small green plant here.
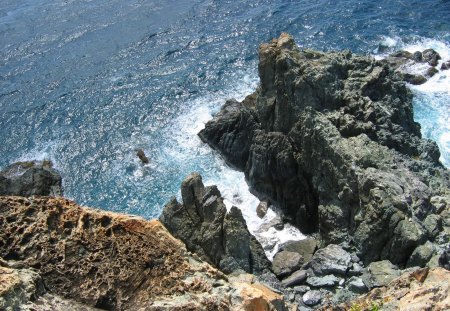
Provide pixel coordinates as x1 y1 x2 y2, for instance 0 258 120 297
349 303 361 311
370 302 381 311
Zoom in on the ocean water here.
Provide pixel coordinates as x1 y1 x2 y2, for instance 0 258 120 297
1 0 449 254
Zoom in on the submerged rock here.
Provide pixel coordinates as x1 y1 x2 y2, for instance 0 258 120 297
0 160 62 197
198 33 450 267
160 172 270 275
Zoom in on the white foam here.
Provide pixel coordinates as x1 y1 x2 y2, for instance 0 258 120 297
374 36 450 167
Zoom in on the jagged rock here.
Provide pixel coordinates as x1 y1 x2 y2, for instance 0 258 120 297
348 262 364 276
306 244 351 276
439 246 450 270
293 285 310 295
423 214 443 239
160 173 270 275
0 196 285 311
407 241 435 268
198 33 449 267
135 148 149 164
347 277 367 294
272 251 303 278
258 215 285 232
256 200 269 218
422 48 441 66
279 238 318 263
0 161 62 197
361 260 401 289
302 290 322 306
281 270 308 287
441 60 450 70
306 275 339 287
321 268 450 310
426 66 439 77
403 73 427 85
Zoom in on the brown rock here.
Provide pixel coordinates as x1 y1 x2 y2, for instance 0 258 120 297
257 200 269 218
136 148 149 164
0 196 283 310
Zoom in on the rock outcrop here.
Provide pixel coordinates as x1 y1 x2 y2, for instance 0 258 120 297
0 196 286 310
199 33 450 267
160 173 271 275
0 161 62 197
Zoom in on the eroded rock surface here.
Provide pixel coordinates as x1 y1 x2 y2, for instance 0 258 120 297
0 196 285 310
160 172 270 275
199 33 450 267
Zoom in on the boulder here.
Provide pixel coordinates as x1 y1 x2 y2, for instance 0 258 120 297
439 246 450 270
407 242 435 268
422 48 441 66
0 160 62 196
347 277 367 294
279 238 318 263
362 260 401 289
306 275 339 287
302 290 322 306
135 148 149 164
272 251 303 278
256 200 269 218
281 270 308 287
306 244 351 276
198 33 450 267
160 173 270 275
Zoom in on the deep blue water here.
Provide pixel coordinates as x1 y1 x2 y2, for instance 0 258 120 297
1 0 449 218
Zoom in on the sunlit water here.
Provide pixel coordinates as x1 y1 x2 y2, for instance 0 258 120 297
1 0 449 256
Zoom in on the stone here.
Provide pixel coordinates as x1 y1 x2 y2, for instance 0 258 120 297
422 48 441 66
0 160 62 197
279 238 318 263
362 260 401 289
293 285 310 294
135 148 149 164
348 262 364 276
198 33 450 268
302 290 322 306
407 242 435 268
281 270 308 287
272 251 303 278
441 60 450 70
423 214 442 239
347 277 368 293
439 245 450 270
425 66 438 77
160 173 270 275
256 200 269 218
306 244 351 276
0 196 284 310
306 275 339 287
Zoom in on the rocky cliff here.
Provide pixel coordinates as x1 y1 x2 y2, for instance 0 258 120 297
0 196 286 310
199 33 450 267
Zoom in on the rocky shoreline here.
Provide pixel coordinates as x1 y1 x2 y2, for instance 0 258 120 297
1 33 450 310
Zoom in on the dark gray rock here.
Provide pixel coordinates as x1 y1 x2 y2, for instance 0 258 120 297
347 277 368 293
306 244 351 276
422 48 441 66
361 260 401 289
198 33 450 267
160 173 270 275
302 290 322 306
306 275 339 287
423 214 443 239
0 160 62 197
279 238 318 263
258 215 284 232
281 270 308 287
441 60 450 70
272 251 303 278
256 200 269 218
293 285 310 295
348 262 364 276
439 246 450 270
407 242 435 268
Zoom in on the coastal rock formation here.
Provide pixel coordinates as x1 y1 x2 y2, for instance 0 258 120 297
0 196 286 311
199 33 450 267
0 161 62 197
160 172 270 275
